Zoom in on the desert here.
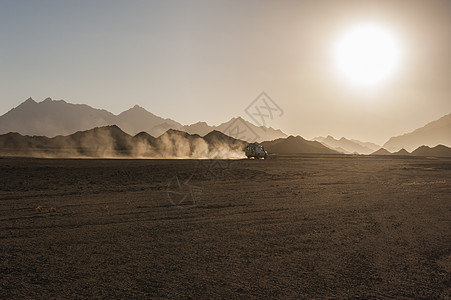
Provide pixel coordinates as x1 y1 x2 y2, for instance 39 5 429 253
1 155 449 298
2 0 451 298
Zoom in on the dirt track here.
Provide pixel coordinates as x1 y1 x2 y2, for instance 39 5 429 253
1 155 450 298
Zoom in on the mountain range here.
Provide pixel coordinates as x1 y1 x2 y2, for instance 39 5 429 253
370 145 451 157
382 113 451 152
313 136 380 154
1 124 450 158
0 126 248 158
313 113 451 155
262 136 339 154
0 98 287 142
1 98 450 155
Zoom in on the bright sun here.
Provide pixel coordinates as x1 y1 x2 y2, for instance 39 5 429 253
334 23 402 87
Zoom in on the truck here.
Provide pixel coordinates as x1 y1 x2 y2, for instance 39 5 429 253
244 143 267 159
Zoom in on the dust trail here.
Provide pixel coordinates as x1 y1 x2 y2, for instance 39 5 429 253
0 126 247 159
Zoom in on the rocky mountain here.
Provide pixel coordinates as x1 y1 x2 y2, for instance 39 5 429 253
370 145 451 158
392 148 410 156
313 135 379 154
115 105 182 136
0 98 116 137
383 113 451 152
0 98 287 142
181 117 287 143
0 126 247 158
371 148 392 155
203 130 245 147
215 117 287 143
349 139 381 152
181 122 214 136
261 136 339 154
0 125 131 157
410 145 451 157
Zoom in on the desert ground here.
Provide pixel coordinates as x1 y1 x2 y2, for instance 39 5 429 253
0 155 450 298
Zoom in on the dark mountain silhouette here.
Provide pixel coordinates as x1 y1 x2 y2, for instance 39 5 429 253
0 98 116 137
0 125 247 158
370 145 451 158
410 145 451 157
132 131 157 146
182 122 213 136
261 136 339 154
371 148 392 155
383 113 451 152
148 122 181 138
392 148 410 156
314 135 378 154
0 98 287 142
0 125 134 157
0 132 52 153
204 130 246 147
181 117 287 142
115 105 182 136
152 129 204 158
216 117 287 143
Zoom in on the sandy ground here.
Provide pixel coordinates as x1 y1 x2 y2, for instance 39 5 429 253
0 155 450 298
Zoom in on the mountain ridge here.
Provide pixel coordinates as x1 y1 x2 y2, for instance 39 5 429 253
383 113 451 152
411 145 451 157
262 135 339 154
2 98 449 150
313 135 379 154
0 98 287 142
0 125 248 158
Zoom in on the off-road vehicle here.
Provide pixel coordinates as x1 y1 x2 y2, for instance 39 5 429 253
244 143 267 159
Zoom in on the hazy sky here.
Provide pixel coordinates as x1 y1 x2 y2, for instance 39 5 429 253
1 0 450 144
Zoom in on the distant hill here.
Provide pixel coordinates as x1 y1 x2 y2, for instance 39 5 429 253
411 145 451 157
215 117 287 143
115 105 182 136
370 145 451 158
261 136 339 154
349 139 380 152
314 135 379 154
0 98 287 142
203 130 244 146
0 125 132 157
0 98 180 137
0 126 247 158
371 148 392 155
0 98 116 137
148 122 182 138
182 117 287 143
383 113 451 152
392 148 410 156
181 122 213 137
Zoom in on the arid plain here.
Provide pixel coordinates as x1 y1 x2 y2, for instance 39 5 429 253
1 155 450 298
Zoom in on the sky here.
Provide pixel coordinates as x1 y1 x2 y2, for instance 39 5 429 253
1 0 450 145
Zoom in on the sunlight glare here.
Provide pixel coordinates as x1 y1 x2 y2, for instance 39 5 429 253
334 23 402 87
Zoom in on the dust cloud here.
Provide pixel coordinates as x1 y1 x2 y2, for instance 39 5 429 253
0 126 247 159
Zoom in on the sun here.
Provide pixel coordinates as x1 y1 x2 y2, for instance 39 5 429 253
333 23 402 87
